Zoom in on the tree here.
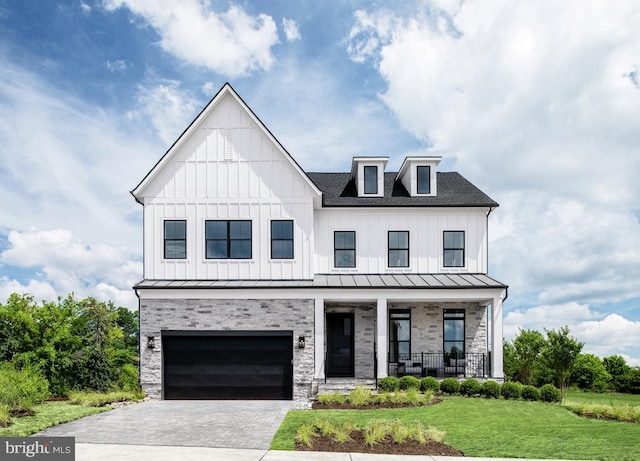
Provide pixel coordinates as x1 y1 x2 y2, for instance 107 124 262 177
543 326 583 399
570 353 610 391
603 355 631 392
512 329 546 385
0 293 139 395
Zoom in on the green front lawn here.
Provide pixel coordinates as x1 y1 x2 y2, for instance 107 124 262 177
565 390 640 406
0 401 108 437
272 398 640 460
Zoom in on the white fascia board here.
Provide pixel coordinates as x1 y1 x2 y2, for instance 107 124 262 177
136 286 507 304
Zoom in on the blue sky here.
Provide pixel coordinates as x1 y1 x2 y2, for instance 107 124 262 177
1 0 639 365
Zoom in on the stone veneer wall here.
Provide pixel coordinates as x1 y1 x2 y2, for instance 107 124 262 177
389 302 488 354
139 298 314 405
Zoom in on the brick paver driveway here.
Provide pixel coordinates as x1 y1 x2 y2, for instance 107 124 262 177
36 400 292 450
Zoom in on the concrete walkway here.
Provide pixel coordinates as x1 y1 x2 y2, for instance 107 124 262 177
76 444 581 461
37 400 292 449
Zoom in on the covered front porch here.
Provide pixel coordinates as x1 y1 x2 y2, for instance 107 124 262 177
312 274 507 386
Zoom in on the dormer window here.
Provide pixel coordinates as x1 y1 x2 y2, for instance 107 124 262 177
396 156 441 197
417 166 430 194
351 157 388 197
364 166 378 194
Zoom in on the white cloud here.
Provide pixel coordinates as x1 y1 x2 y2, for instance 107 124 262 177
103 0 279 77
127 79 199 146
0 59 156 251
80 1 91 14
0 229 141 309
105 59 128 72
201 81 217 96
282 18 301 42
504 303 640 363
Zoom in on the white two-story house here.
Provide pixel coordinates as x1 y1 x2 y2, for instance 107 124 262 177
132 83 507 405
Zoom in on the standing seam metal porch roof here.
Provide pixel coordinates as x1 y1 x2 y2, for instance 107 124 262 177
134 273 507 290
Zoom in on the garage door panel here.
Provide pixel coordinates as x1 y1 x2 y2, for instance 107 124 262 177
162 332 293 400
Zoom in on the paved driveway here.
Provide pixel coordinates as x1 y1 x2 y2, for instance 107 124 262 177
36 400 292 450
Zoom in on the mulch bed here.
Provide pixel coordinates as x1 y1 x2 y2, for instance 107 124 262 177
10 409 35 417
296 432 464 456
47 396 70 402
312 398 442 410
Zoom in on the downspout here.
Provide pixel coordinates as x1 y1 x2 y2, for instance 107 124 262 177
134 286 141 391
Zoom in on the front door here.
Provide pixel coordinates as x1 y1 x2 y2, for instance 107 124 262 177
326 313 354 377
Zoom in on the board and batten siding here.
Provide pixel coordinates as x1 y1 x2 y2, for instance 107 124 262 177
314 208 489 274
140 93 317 280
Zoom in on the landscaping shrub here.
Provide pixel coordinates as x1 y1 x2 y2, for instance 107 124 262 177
0 404 10 427
540 384 562 403
501 381 523 400
0 362 49 413
316 393 345 405
481 380 501 399
347 386 373 406
378 376 399 392
440 378 460 394
398 375 420 390
67 390 144 407
460 378 482 397
522 385 541 401
420 376 440 392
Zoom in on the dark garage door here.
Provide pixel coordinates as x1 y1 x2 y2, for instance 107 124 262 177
162 331 293 400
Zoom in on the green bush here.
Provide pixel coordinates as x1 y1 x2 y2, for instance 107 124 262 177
481 380 501 399
522 385 541 401
501 381 523 400
398 375 421 390
0 362 49 413
378 376 399 392
439 378 460 394
420 376 440 392
540 384 562 403
460 378 482 397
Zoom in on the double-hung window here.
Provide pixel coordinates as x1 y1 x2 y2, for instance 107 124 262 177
364 166 378 194
205 220 252 259
388 231 409 267
334 231 356 268
443 231 465 267
417 165 430 194
164 220 186 259
271 220 294 259
389 310 410 362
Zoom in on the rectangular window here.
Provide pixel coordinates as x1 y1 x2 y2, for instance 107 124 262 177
389 310 411 362
205 220 252 259
444 309 465 360
443 231 465 267
334 231 356 268
164 220 186 259
364 165 378 194
417 165 430 194
388 231 409 267
271 220 294 259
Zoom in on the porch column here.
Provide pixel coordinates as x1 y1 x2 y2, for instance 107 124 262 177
491 295 504 379
314 298 325 379
376 297 388 379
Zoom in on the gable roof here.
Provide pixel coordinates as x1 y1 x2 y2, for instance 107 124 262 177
307 172 499 208
131 83 322 203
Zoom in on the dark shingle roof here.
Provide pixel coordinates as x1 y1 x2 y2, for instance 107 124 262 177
306 172 499 208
